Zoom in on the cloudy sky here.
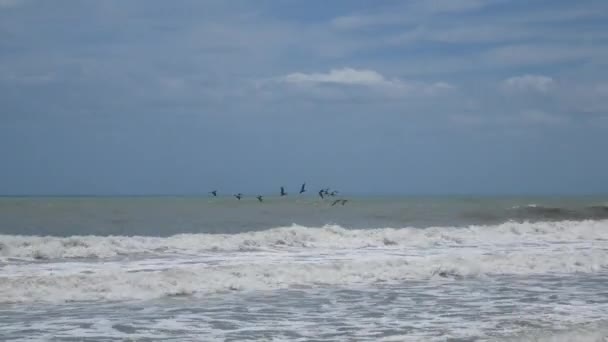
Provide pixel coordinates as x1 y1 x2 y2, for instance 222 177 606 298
1 0 607 195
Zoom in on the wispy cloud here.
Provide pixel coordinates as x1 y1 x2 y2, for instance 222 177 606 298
330 13 404 31
330 0 498 31
281 68 398 87
502 75 555 93
0 0 25 8
387 24 535 46
558 82 608 116
267 68 454 99
2 0 608 195
518 109 565 125
483 44 605 67
451 109 566 126
423 0 497 13
1 72 56 84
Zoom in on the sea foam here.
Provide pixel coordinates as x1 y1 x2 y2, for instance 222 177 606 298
1 219 607 261
1 219 607 303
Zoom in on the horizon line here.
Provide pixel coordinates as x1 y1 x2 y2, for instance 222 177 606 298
1 193 607 198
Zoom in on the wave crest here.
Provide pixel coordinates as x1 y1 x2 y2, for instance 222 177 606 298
1 220 607 303
1 220 607 261
507 205 608 221
1 248 606 304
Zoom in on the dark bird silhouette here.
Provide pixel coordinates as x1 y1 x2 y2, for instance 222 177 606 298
330 191 339 197
209 190 217 197
234 193 242 200
299 183 306 194
256 195 263 202
280 186 287 196
318 189 325 199
331 199 348 206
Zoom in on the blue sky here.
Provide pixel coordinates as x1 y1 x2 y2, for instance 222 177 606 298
1 0 607 195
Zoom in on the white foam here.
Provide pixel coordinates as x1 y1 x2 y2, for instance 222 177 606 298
503 321 608 342
1 243 607 303
1 219 607 261
1 220 607 303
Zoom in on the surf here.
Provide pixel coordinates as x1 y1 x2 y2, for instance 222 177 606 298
1 219 607 261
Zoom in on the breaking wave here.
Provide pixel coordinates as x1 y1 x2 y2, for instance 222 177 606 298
0 219 607 303
1 220 607 261
1 247 607 304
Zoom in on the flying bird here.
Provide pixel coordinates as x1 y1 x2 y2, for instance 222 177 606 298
280 186 287 196
209 190 217 197
234 193 242 200
318 189 325 199
330 191 339 197
256 195 263 202
299 183 306 194
331 199 349 206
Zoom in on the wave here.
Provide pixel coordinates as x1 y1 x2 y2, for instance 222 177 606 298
0 220 607 261
0 220 607 303
506 205 608 221
1 246 607 304
501 321 608 342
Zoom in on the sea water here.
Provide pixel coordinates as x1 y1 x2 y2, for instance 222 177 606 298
1 196 607 341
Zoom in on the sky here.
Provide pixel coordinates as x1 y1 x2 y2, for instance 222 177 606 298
1 0 608 196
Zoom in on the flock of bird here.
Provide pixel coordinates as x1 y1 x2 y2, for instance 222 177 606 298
209 183 348 206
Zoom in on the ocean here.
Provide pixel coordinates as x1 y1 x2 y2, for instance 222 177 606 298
1 196 607 341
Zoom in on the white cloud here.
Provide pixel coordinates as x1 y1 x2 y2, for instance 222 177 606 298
281 68 398 87
258 68 454 102
502 75 555 93
274 68 454 96
424 0 493 13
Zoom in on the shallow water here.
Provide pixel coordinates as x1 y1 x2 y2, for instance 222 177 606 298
2 276 608 341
